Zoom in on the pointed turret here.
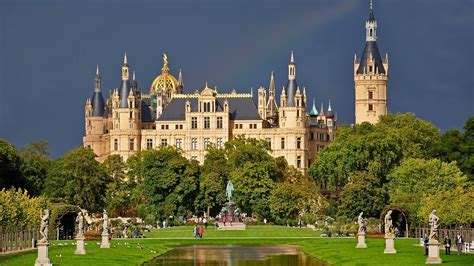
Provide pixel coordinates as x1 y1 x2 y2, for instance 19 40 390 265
357 0 384 74
131 71 138 90
119 53 131 108
285 51 298 107
266 71 278 118
91 65 105 117
309 98 318 117
319 103 325 116
177 68 184 93
326 100 334 119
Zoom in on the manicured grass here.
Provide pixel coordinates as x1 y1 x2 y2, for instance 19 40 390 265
1 226 473 265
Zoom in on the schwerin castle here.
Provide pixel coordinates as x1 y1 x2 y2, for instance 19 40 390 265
83 2 388 174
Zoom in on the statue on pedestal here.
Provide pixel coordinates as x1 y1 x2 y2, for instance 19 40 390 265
76 212 84 237
39 209 49 243
102 209 109 234
226 180 234 202
357 212 367 234
384 210 394 237
428 210 439 240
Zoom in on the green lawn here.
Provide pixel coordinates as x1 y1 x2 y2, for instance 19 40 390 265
1 226 473 265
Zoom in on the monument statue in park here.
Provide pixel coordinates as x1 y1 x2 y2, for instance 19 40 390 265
356 212 367 248
383 210 397 254
357 212 367 233
75 211 86 254
35 209 52 266
39 209 49 243
100 209 110 248
428 210 439 240
384 210 394 237
426 209 442 264
226 180 234 202
76 212 85 237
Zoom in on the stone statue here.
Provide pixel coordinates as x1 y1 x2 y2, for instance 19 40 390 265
357 212 367 233
384 210 394 237
75 212 84 237
102 210 109 233
39 209 49 243
226 180 234 202
428 210 439 240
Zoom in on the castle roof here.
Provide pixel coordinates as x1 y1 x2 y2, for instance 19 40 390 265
119 80 131 108
91 91 105 117
157 96 260 121
356 41 385 75
285 79 298 107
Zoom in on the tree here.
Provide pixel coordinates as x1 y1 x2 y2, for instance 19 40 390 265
43 147 110 212
0 139 25 189
133 147 199 221
196 146 229 216
103 155 135 216
19 141 51 195
431 116 474 181
269 167 327 224
308 113 441 191
337 171 388 219
0 188 49 229
387 158 468 226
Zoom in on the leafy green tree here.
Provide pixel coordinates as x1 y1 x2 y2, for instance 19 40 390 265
134 147 199 221
43 147 110 212
418 186 474 227
103 155 135 216
0 188 49 229
387 158 468 226
308 113 440 191
269 167 327 224
337 171 388 219
0 139 25 189
431 116 474 181
196 146 229 216
19 141 51 195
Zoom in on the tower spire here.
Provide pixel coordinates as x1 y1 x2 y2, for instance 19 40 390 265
328 100 332 112
369 0 375 21
290 50 295 63
94 65 101 92
123 52 128 65
178 68 184 87
309 98 318 117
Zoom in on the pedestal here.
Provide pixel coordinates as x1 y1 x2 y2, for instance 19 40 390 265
35 242 52 266
100 232 110 248
426 240 442 264
75 236 86 255
356 232 367 248
384 236 397 254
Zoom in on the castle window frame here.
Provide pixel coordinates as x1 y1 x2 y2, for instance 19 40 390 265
369 66 373 73
310 133 314 140
204 138 211 149
296 137 301 149
296 155 301 168
368 104 374 111
217 138 223 148
281 137 285 149
191 117 198 129
217 117 223 129
368 91 373 99
204 117 210 129
161 138 168 147
114 139 118 151
191 138 198 150
265 138 271 149
129 138 134 151
146 139 153 149
176 138 182 149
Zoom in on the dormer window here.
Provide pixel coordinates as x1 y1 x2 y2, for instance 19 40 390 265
369 66 373 73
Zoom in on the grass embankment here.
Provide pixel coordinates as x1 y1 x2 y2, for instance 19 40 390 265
1 226 473 265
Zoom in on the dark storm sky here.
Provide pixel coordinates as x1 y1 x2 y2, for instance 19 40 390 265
0 0 473 158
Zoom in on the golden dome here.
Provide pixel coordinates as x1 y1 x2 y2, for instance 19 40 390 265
150 54 179 95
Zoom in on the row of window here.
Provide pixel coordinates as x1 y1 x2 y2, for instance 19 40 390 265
145 138 224 150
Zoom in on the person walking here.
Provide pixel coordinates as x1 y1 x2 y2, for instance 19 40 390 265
199 226 204 239
193 225 199 238
443 234 451 255
456 232 463 255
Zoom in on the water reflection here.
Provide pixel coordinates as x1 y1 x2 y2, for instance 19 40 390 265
143 245 326 266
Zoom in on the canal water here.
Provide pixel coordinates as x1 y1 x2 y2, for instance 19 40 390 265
143 245 326 266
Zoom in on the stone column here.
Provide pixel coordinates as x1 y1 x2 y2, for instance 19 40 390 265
426 239 442 264
75 236 86 255
100 231 110 248
384 236 397 254
35 242 52 266
356 232 367 248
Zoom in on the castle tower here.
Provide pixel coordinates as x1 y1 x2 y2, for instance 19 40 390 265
257 86 267 120
354 0 388 124
266 71 279 126
279 51 305 129
83 66 106 158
